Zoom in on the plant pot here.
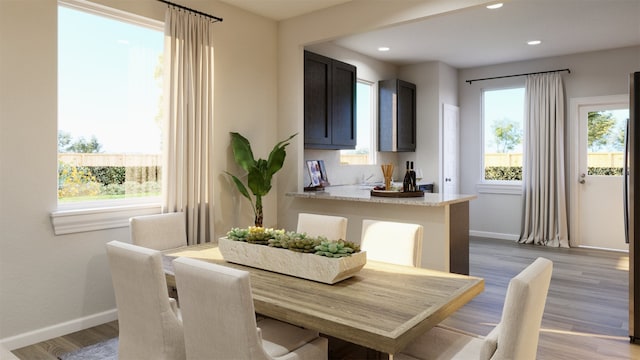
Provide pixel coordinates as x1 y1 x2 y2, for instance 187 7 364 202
218 237 366 284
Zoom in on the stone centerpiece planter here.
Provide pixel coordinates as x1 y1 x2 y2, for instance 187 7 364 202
218 237 367 284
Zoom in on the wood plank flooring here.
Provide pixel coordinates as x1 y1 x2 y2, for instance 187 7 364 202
10 237 640 359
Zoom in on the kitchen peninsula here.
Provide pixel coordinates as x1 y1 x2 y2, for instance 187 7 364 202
286 186 476 274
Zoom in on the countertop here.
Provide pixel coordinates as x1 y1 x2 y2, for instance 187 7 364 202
286 185 477 207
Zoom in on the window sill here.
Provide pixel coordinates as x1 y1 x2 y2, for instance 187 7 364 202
476 182 523 195
51 202 162 235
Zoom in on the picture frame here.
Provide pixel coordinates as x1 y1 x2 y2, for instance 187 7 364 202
306 160 323 187
306 160 329 188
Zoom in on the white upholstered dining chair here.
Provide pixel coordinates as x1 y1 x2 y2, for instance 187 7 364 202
360 219 423 267
105 240 185 360
173 256 328 360
397 257 553 360
296 212 348 240
129 212 187 250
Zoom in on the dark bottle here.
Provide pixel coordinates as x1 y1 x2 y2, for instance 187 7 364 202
403 161 412 192
410 161 417 191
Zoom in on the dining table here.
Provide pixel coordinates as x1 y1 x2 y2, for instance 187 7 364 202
162 243 484 357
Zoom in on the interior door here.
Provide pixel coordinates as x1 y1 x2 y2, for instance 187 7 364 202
577 102 629 250
443 104 460 194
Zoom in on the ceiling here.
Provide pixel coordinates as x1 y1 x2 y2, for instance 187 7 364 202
220 0 640 68
218 0 352 21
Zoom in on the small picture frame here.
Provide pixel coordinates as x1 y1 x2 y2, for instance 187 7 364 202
317 160 329 186
306 160 323 187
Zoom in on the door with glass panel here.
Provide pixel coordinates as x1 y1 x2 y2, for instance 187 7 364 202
577 102 629 250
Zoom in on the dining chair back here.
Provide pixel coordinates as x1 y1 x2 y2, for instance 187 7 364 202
129 212 187 250
105 240 185 360
296 212 348 240
173 256 328 360
360 219 423 267
398 257 553 360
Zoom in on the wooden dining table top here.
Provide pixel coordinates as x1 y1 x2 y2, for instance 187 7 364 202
162 243 484 355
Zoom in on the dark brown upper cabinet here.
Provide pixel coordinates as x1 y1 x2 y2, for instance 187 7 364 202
378 79 416 152
304 51 356 149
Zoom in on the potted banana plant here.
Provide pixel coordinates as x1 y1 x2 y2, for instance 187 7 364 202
225 132 296 227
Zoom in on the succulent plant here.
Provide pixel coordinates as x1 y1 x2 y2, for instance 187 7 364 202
269 231 320 253
227 227 250 241
227 226 360 257
314 240 359 258
244 226 281 245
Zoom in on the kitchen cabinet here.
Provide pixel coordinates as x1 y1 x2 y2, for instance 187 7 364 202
378 79 416 152
304 51 356 149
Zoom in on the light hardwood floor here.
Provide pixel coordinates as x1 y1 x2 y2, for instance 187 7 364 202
11 237 640 359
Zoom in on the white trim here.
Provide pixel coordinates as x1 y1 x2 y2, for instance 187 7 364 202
470 230 520 241
476 182 522 195
59 0 163 31
578 245 629 253
51 203 161 235
0 309 117 351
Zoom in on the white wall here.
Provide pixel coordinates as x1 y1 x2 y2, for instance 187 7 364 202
0 0 278 347
459 46 640 241
397 61 459 191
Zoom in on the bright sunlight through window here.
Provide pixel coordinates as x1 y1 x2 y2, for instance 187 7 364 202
57 2 163 205
483 87 525 182
340 80 374 165
586 109 628 176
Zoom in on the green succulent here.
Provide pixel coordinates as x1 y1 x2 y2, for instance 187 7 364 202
245 226 281 245
226 227 249 241
314 240 359 258
270 231 322 253
227 226 360 257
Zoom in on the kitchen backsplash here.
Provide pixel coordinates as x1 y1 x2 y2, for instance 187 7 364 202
304 149 415 186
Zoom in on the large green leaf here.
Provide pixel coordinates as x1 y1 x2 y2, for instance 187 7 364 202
247 159 272 196
230 132 255 172
224 171 253 203
266 133 296 177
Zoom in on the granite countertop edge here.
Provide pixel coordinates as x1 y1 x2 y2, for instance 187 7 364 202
285 185 477 207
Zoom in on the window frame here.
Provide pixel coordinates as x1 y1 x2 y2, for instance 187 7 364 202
478 86 525 194
52 0 164 234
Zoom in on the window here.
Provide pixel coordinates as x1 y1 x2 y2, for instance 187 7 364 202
57 1 163 208
482 87 525 182
340 80 375 165
586 109 628 176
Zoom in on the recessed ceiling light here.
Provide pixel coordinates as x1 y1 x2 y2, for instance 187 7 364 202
378 47 390 52
486 3 503 9
527 40 542 45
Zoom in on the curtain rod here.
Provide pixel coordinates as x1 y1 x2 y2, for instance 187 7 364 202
465 68 570 84
157 0 223 23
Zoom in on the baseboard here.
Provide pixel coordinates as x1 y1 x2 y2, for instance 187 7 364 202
578 245 629 253
0 309 117 351
469 230 520 241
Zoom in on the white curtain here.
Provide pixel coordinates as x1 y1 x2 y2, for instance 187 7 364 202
162 6 215 245
519 73 569 247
